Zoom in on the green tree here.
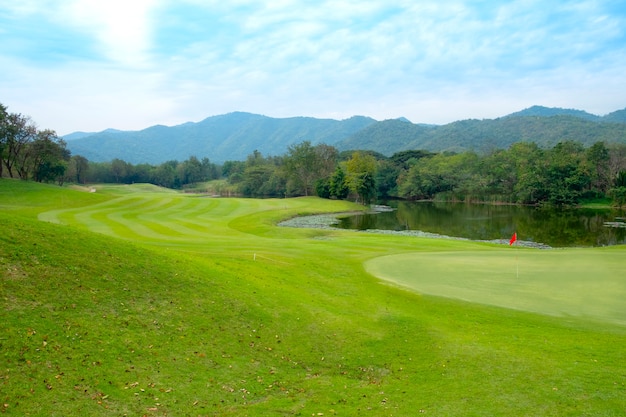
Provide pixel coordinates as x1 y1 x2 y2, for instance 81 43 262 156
375 160 400 199
346 151 377 204
154 160 179 188
544 141 589 206
389 150 435 170
585 141 610 196
609 170 626 207
28 130 70 183
67 155 89 184
283 141 337 196
1 112 37 178
111 158 131 183
177 156 205 185
240 164 276 197
481 149 517 202
607 144 626 188
329 166 349 199
398 153 456 200
223 160 246 184
315 178 331 199
510 142 547 204
0 104 8 177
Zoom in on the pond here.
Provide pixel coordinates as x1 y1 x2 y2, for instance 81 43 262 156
335 201 626 248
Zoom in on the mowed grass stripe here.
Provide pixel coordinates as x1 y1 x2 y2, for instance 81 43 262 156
365 249 626 325
39 194 159 224
47 193 269 244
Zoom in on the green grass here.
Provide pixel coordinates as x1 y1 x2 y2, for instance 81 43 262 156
366 249 626 326
2 179 626 416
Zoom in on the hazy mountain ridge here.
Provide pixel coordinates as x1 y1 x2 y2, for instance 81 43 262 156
503 105 601 120
65 106 626 164
359 114 626 154
65 112 377 164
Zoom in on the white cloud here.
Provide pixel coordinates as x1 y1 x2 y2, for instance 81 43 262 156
1 0 625 133
56 0 158 66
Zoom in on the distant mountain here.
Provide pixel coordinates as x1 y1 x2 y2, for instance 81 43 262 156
337 113 626 155
504 105 601 121
65 106 626 164
65 112 376 164
338 119 436 155
603 109 626 123
63 128 124 141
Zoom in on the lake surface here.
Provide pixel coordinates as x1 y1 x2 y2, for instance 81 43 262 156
336 201 626 248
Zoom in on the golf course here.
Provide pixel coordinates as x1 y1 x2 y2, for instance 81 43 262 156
2 179 625 416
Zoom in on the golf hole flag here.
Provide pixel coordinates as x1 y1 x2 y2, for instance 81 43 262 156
509 232 517 246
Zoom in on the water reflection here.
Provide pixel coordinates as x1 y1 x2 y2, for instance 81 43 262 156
336 201 626 247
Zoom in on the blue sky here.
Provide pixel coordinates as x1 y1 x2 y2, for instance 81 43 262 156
2 1 626 135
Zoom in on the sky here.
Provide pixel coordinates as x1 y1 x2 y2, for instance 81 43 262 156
1 1 626 136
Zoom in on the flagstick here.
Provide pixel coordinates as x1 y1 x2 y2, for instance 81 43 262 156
509 232 519 278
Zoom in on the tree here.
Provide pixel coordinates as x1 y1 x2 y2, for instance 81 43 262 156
375 160 400 199
0 104 8 177
240 164 276 196
223 160 246 183
481 149 517 202
544 141 589 206
609 170 626 207
510 142 547 204
389 150 435 170
1 113 37 178
68 155 89 184
315 178 331 199
397 153 455 200
28 130 70 183
283 141 320 196
177 156 204 185
585 142 610 195
345 151 377 204
111 158 131 183
153 160 179 188
329 166 349 199
608 144 626 186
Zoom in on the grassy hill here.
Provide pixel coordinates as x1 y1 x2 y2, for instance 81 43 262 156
2 179 626 416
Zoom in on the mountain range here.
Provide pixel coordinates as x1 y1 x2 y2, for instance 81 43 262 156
64 105 626 164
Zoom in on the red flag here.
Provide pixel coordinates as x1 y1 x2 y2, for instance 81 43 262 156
509 232 517 246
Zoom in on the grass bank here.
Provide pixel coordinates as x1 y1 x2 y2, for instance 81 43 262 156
1 180 625 416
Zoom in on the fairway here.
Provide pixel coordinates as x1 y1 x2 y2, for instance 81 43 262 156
5 181 626 416
365 249 626 325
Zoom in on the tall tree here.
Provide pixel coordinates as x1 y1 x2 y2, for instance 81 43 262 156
585 141 610 195
329 166 350 200
283 141 337 196
68 155 89 184
346 151 377 204
545 141 589 206
111 158 131 183
28 130 70 183
1 113 37 178
0 104 8 177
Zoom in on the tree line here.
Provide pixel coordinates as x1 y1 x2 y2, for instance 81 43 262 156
77 140 626 207
3 103 626 207
0 104 71 184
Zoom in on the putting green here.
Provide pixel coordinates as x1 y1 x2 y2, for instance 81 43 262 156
365 249 626 326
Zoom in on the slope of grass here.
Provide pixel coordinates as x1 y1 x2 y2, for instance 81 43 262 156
2 179 626 416
0 178 109 217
